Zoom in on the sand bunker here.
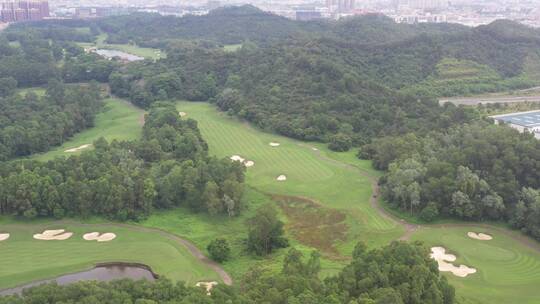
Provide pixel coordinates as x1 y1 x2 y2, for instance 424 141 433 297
178 111 187 117
196 281 218 295
430 247 476 277
230 155 245 163
33 229 73 241
269 142 280 147
276 175 287 181
467 232 493 240
0 233 9 241
64 144 91 153
312 147 318 151
230 155 255 168
83 232 117 242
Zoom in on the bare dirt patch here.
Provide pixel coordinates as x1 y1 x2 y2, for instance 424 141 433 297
468 232 492 240
430 246 476 277
33 229 73 241
64 144 91 153
0 233 9 241
274 195 348 259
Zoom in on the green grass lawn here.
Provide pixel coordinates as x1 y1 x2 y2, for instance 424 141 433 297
16 87 46 97
31 98 144 161
410 226 540 304
0 219 220 290
78 33 164 60
223 44 242 52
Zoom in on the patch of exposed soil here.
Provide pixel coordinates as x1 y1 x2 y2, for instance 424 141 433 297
273 194 348 259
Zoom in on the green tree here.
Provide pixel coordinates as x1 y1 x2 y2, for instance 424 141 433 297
207 238 231 262
247 204 288 255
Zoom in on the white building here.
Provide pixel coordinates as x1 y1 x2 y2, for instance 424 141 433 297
490 110 540 139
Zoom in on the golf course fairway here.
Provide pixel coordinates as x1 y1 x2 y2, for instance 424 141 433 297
32 98 144 161
0 219 221 291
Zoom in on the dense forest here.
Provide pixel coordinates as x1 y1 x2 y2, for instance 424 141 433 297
0 241 455 304
0 103 244 220
0 81 102 160
360 122 540 239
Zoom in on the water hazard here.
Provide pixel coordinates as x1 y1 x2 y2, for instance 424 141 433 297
0 263 156 296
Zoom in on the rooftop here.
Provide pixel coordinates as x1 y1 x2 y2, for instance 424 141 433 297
490 110 540 127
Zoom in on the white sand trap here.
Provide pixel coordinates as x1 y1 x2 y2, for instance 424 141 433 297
64 144 91 153
430 247 476 277
269 142 280 147
33 229 73 241
244 160 255 167
276 175 287 181
0 233 9 241
467 232 493 240
83 232 117 242
196 281 218 295
312 147 318 151
230 155 245 163
179 111 187 117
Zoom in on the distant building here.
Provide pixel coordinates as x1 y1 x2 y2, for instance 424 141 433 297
326 0 355 13
490 110 540 139
1 0 49 22
206 1 220 10
296 10 323 21
394 13 447 23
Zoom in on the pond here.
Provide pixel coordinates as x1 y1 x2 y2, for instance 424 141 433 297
0 263 157 296
94 49 144 62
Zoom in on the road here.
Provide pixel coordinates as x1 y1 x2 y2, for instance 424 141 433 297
440 94 540 106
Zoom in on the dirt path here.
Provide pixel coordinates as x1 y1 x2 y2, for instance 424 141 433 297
58 221 232 285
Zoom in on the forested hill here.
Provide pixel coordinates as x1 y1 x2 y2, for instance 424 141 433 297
98 5 325 46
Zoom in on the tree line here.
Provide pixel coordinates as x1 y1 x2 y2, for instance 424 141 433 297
0 241 455 304
0 103 244 220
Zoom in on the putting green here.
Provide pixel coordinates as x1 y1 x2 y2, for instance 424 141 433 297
31 98 144 161
175 101 403 254
0 219 220 290
411 226 540 304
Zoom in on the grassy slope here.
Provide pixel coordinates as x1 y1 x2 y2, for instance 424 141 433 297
139 101 403 278
0 219 219 290
31 98 144 161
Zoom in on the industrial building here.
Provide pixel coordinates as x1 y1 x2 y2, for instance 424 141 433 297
490 110 540 139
